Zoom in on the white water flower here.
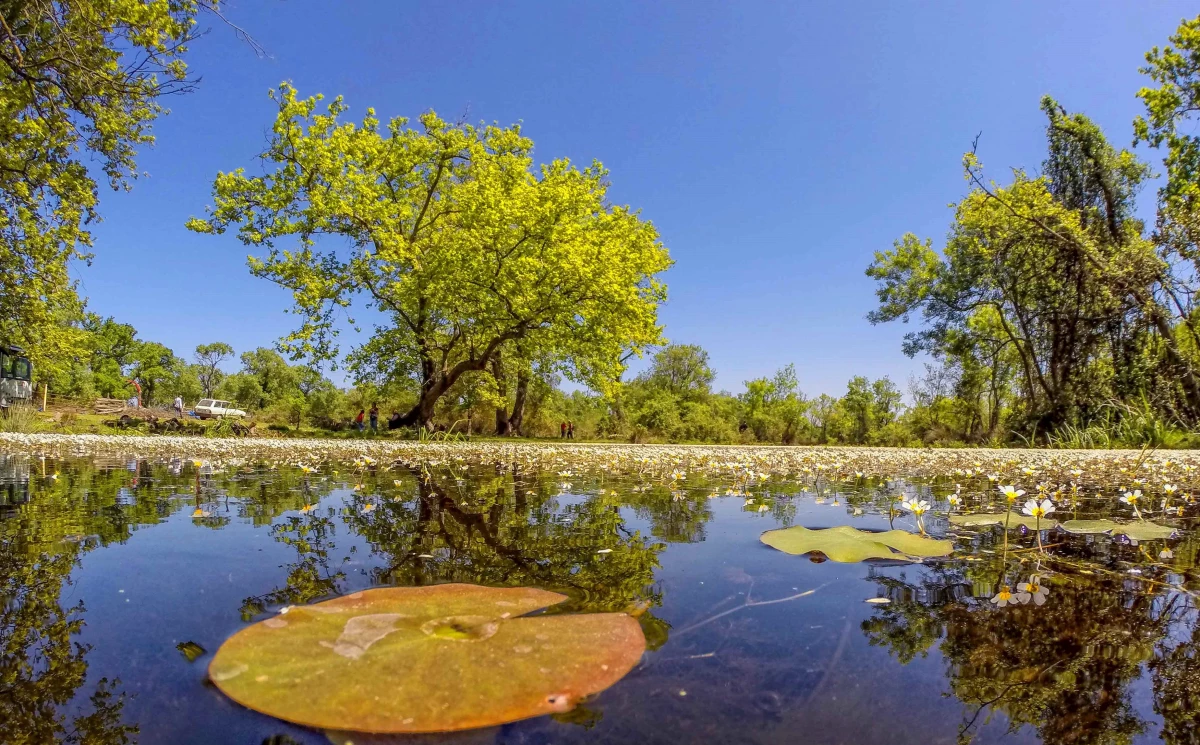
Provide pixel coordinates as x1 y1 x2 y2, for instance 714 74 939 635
990 586 1017 607
1022 499 1054 519
1017 576 1050 606
998 485 1025 501
902 499 930 516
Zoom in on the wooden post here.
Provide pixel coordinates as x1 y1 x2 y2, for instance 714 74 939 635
42 383 47 412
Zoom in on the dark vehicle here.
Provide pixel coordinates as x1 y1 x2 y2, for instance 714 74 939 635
0 345 33 409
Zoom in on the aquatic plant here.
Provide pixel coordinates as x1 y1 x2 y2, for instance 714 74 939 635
208 584 645 733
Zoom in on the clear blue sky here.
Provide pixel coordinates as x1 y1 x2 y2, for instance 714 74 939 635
83 1 1195 397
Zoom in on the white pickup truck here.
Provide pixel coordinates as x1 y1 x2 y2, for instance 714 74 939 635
194 399 247 420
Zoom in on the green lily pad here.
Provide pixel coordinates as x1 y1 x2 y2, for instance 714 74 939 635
948 512 1058 530
759 525 953 563
209 584 645 734
1059 519 1176 541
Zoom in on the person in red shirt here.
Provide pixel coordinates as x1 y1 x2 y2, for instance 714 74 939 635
354 409 365 432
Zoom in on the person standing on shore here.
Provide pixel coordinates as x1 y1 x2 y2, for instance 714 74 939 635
369 404 379 433
355 409 365 432
560 421 567 438
174 395 184 418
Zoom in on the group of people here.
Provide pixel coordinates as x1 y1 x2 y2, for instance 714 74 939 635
353 404 406 432
354 405 380 432
560 421 575 439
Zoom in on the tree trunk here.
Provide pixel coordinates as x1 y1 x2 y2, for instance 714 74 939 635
492 356 511 436
395 376 451 430
508 369 529 435
395 330 525 430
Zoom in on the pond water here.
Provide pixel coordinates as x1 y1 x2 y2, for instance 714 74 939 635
1 440 1198 745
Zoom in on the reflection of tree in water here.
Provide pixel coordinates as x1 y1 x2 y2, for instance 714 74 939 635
341 467 668 614
861 559 1194 745
0 456 384 744
623 485 713 543
0 459 181 744
234 466 679 737
0 455 329 744
240 514 350 620
0 542 136 744
1150 601 1200 745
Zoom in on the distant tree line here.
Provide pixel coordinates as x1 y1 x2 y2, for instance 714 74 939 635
43 317 341 427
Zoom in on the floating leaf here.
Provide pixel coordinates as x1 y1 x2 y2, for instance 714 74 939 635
865 597 891 605
209 584 645 734
326 727 497 745
176 641 206 663
759 525 953 563
1059 519 1176 541
948 512 1058 530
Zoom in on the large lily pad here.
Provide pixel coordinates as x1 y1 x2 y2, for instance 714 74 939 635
948 512 1058 530
1059 519 1177 541
208 584 645 734
759 525 953 563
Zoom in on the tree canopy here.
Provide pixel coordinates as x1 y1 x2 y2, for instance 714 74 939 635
0 0 213 376
867 73 1200 439
188 84 671 427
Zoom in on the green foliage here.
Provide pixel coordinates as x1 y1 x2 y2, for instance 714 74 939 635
1058 519 1176 541
636 344 714 402
194 342 235 396
740 364 809 443
868 35 1200 443
188 83 671 427
1135 16 1200 260
0 400 39 433
0 0 208 380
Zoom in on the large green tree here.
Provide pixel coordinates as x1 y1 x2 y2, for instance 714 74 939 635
188 84 671 428
0 0 215 378
867 98 1194 432
193 342 234 396
635 344 715 403
81 314 138 398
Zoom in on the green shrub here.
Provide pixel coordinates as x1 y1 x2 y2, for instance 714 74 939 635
0 402 39 433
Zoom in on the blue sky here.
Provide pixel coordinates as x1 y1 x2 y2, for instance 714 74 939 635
84 1 1194 397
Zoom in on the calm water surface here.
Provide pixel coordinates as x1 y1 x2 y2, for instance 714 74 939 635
1 449 1197 745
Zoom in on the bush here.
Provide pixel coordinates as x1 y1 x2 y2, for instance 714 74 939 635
0 402 39 433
